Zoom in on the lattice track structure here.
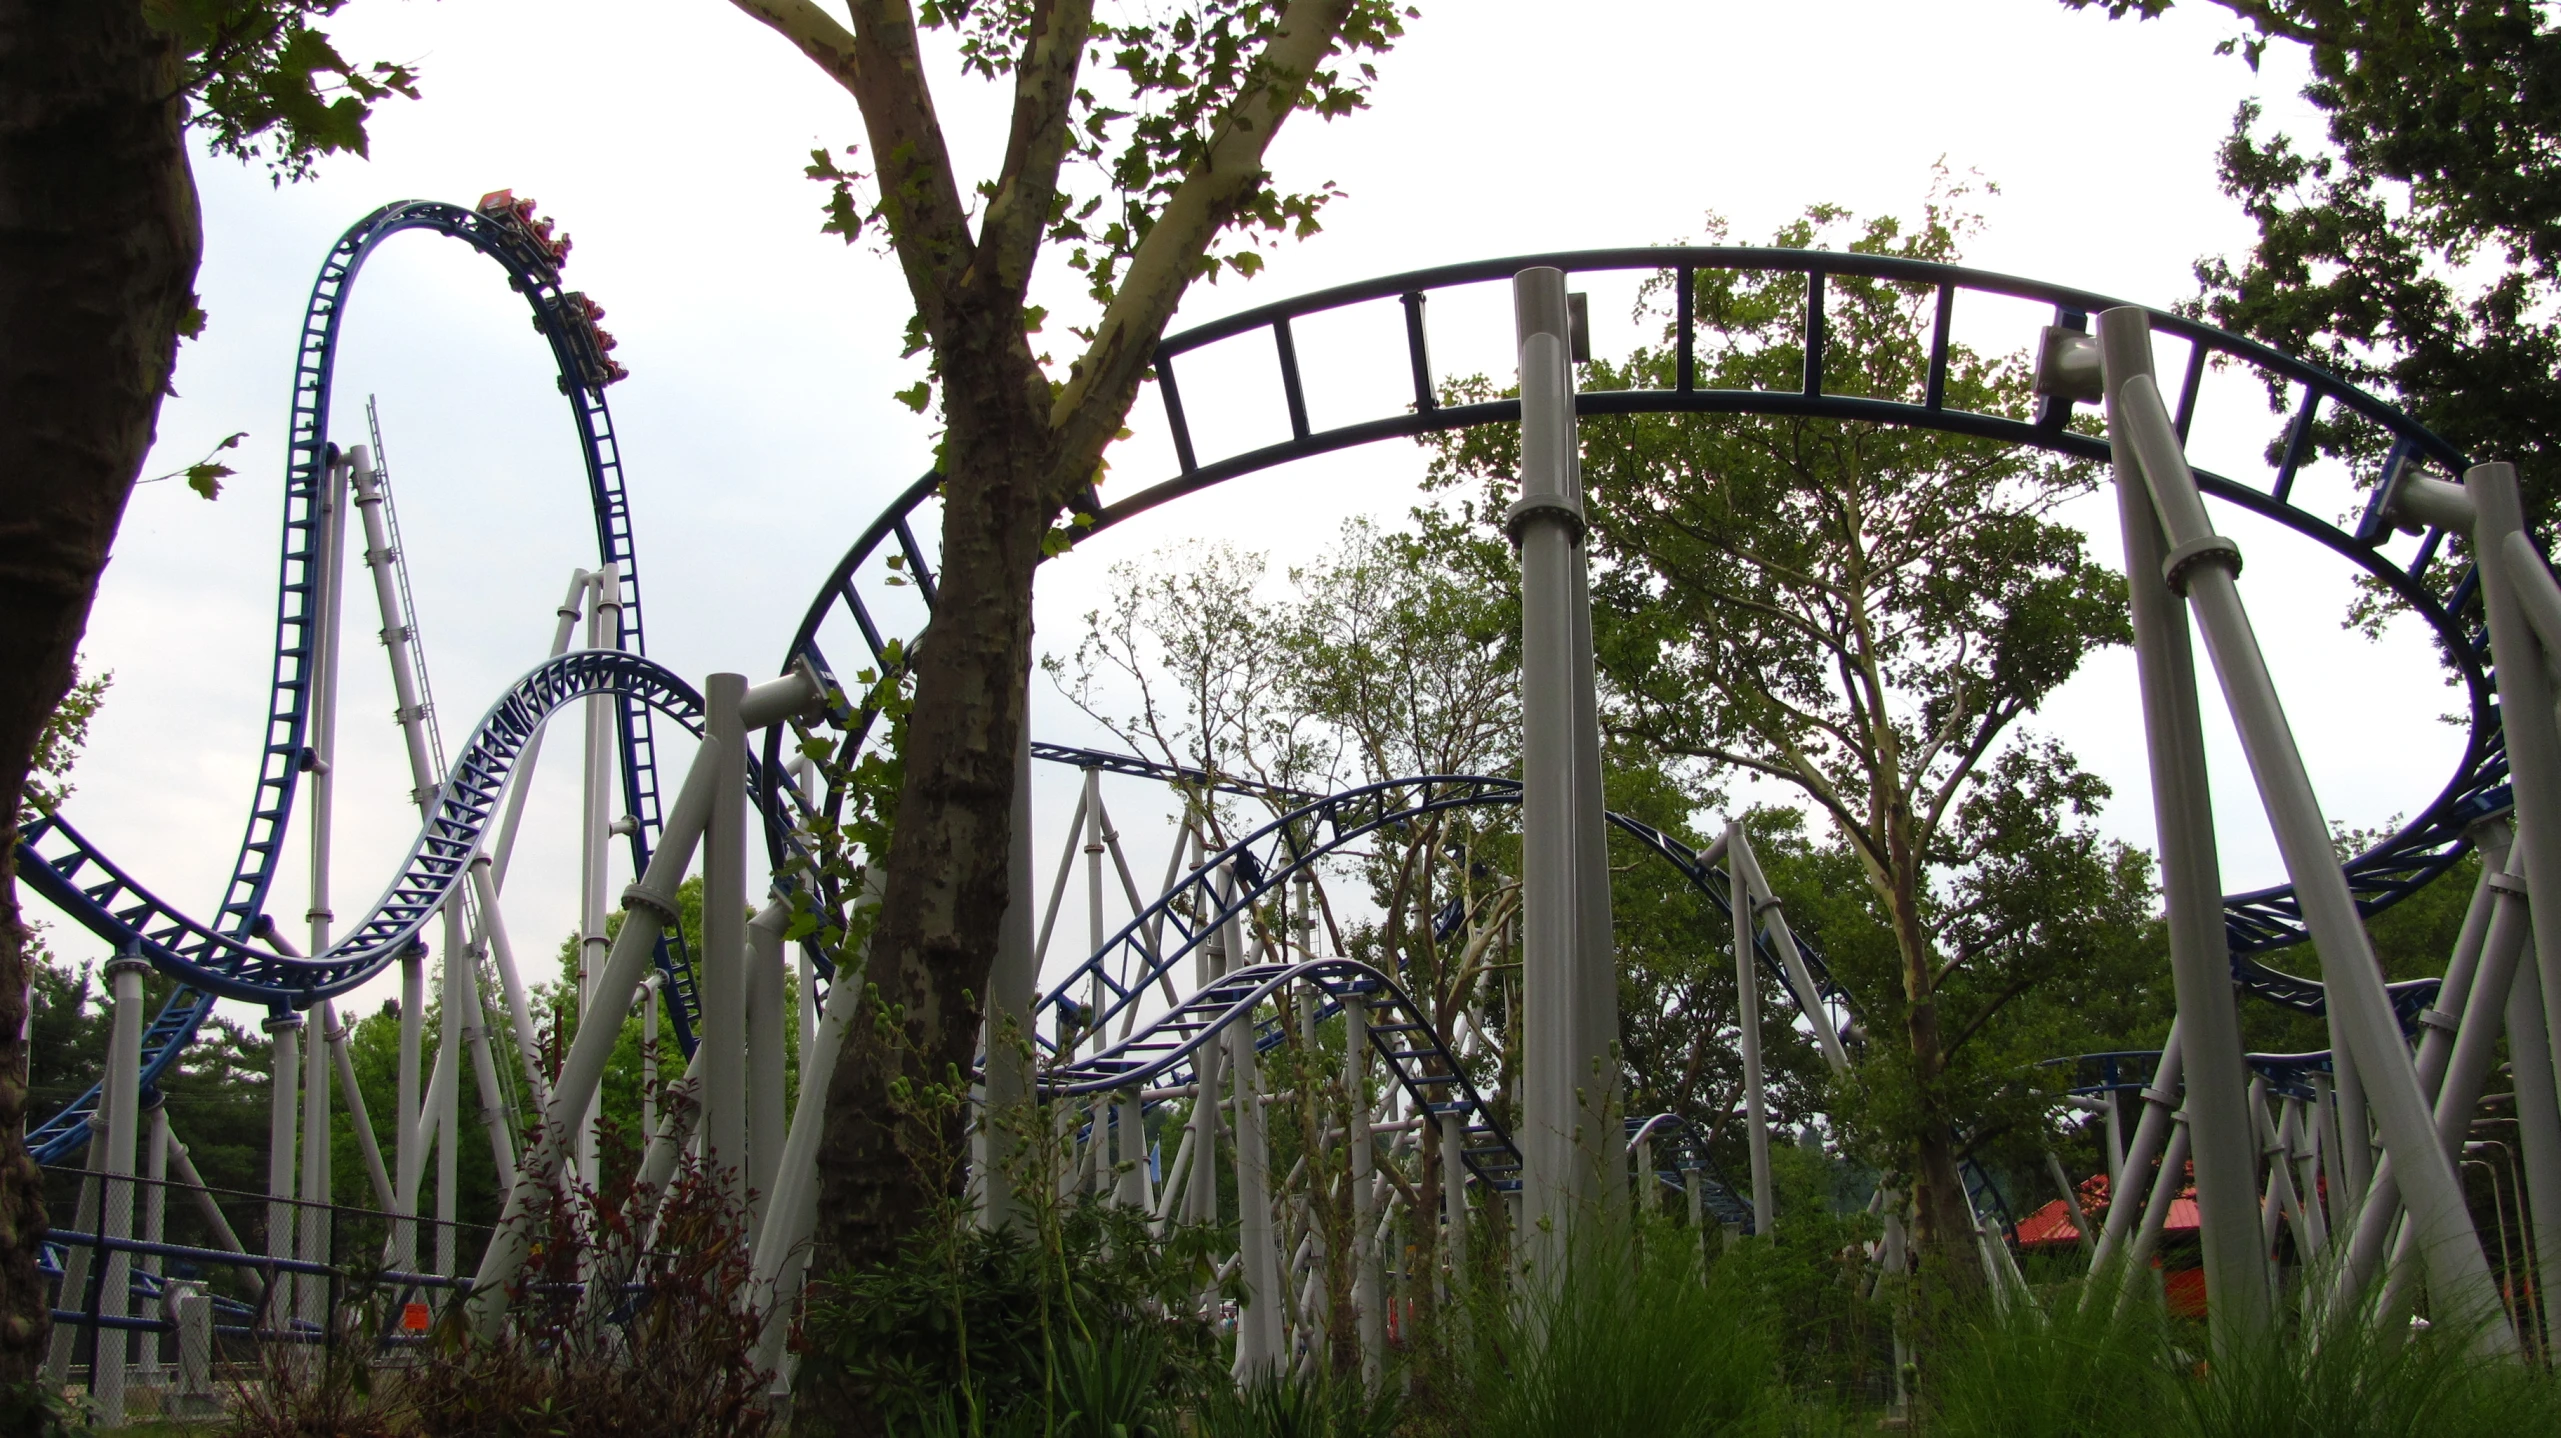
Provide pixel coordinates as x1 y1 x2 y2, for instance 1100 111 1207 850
15 197 698 1163
772 247 2505 1033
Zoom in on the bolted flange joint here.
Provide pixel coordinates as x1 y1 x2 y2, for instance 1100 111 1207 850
2161 534 2242 597
621 881 681 927
1503 493 1586 546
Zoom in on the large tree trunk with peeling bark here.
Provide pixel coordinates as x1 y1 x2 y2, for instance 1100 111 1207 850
0 0 201 1382
795 319 1058 1436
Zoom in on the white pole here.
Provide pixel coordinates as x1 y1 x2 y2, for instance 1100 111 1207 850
702 673 750 1212
467 855 552 1114
1513 267 1607 1278
1226 869 1283 1380
93 952 148 1427
578 564 624 1193
1346 990 1382 1383
748 897 790 1237
490 569 594 888
2093 312 2271 1340
1728 822 1774 1234
397 941 423 1272
262 1011 302 1331
435 934 461 1278
139 1095 168 1383
467 703 735 1334
2505 945 2561 1341
323 1000 395 1213
2107 329 2507 1342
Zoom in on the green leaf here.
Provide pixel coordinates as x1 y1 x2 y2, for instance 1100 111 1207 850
894 382 933 413
185 462 233 500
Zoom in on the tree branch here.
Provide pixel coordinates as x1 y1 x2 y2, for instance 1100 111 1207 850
1045 0 1359 492
728 0 979 338
976 0 1095 298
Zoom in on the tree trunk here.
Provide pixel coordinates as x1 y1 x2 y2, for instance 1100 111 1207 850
1884 810 1977 1294
796 321 1055 1436
0 0 201 1381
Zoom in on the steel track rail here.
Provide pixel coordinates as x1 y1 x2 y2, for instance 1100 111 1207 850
19 652 718 1160
773 247 2512 1004
20 198 694 1161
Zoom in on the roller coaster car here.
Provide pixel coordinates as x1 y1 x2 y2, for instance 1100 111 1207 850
546 290 630 391
476 188 574 273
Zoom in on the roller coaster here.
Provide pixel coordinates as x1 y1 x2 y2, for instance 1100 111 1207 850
26 192 2561 1417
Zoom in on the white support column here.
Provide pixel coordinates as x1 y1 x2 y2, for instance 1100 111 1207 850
396 941 424 1272
2094 312 2271 1341
490 569 595 888
748 897 790 1237
262 1011 303 1329
469 855 552 1114
94 952 148 1426
1227 869 1283 1381
468 654 824 1335
139 1095 168 1383
1513 267 1612 1278
1346 990 1382 1383
642 974 662 1140
1728 823 1773 1234
435 933 461 1277
701 673 750 1211
2105 314 2505 1345
2088 1025 2182 1282
324 999 396 1214
577 564 625 1193
43 1124 104 1382
2506 945 2561 1343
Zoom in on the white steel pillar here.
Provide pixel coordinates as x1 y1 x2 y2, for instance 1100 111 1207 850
702 673 750 1210
1727 822 1773 1233
748 897 790 1236
577 564 624 1192
1513 267 1612 1277
93 951 147 1426
139 1094 168 1382
2506 945 2561 1341
1226 868 1283 1380
2103 309 2506 1345
2095 311 2277 1341
262 1011 303 1328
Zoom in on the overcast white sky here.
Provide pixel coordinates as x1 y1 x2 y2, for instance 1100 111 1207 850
48 0 2463 1027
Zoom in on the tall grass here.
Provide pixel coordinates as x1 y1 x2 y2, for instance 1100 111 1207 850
1446 1217 1779 1438
1926 1266 2561 1438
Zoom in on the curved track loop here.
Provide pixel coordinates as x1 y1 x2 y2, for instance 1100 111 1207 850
1044 956 1523 1191
1029 773 1863 1065
18 197 684 1160
772 249 2514 997
20 651 710 1162
1625 1111 1756 1230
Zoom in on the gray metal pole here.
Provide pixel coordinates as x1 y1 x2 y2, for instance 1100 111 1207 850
467 721 724 1334
748 897 790 1238
93 952 147 1425
577 565 624 1193
2106 318 2507 1344
2506 943 2561 1345
1730 832 1849 1072
1226 867 1284 1381
261 1011 302 1329
2118 1117 2194 1319
2094 309 2271 1340
323 1001 395 1213
1728 822 1774 1232
1513 267 1605 1275
1346 990 1383 1382
2336 845 2529 1295
702 673 750 1211
2467 465 2561 1171
2088 1023 2181 1280
139 1095 167 1382
397 941 423 1273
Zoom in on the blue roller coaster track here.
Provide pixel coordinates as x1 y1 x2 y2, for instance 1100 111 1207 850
17 197 693 1164
770 246 2518 1021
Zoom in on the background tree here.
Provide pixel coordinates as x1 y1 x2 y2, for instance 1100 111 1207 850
2062 1 2561 557
713 14 1412 1408
1421 198 2154 1287
0 0 416 1379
